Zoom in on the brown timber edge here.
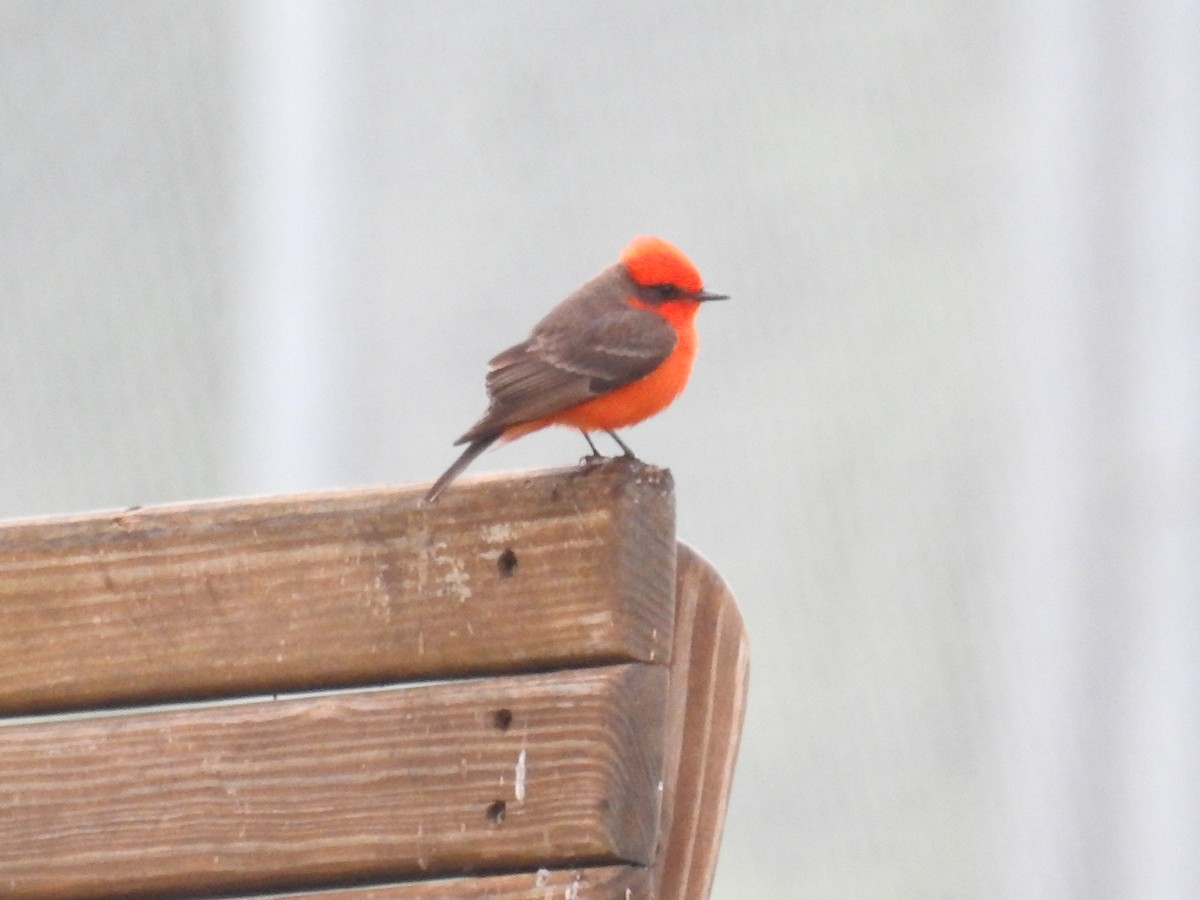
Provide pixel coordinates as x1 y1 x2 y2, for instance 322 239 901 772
0 461 676 715
0 460 748 899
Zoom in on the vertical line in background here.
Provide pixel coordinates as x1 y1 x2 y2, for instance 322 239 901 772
1120 2 1200 894
227 1 366 495
1000 1 1096 896
1003 1 1200 897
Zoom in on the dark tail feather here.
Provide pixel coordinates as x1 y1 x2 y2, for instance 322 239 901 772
423 435 498 503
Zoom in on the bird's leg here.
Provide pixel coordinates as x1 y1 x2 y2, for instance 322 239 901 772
604 429 638 459
579 431 606 466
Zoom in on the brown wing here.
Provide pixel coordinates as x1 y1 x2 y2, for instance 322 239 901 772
456 264 677 444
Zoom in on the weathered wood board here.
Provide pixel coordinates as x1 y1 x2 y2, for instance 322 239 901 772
0 461 675 714
0 461 747 899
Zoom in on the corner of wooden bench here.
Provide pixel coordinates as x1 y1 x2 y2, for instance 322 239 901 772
0 459 747 899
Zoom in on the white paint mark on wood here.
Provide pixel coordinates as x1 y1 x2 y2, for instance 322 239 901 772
515 748 527 801
480 523 515 543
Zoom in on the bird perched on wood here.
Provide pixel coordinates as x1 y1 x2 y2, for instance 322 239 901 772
425 236 727 502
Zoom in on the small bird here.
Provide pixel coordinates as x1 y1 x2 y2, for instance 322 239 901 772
425 236 727 502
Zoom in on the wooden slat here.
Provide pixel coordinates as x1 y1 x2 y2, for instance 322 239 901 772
0 460 675 714
264 865 651 898
0 664 666 900
653 543 750 900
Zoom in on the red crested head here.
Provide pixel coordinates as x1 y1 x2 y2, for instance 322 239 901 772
619 235 705 294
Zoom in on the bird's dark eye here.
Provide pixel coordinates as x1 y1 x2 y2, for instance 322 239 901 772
651 283 681 300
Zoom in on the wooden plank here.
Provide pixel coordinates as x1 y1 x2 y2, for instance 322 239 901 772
653 543 749 900
0 460 675 714
268 865 651 898
0 664 667 900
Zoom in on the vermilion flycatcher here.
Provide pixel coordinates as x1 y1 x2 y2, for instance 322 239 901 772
425 236 726 502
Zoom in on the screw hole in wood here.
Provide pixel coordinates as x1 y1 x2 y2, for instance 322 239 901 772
497 548 517 578
485 799 506 824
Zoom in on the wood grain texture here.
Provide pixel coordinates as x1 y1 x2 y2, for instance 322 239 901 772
0 460 675 714
271 865 650 898
0 665 666 900
653 543 750 900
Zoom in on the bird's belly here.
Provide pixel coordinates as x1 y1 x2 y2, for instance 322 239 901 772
554 341 697 431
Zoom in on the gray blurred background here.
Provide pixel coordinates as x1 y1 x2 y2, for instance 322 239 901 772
2 2 1197 897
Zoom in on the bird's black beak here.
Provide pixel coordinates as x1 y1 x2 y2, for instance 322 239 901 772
696 289 729 302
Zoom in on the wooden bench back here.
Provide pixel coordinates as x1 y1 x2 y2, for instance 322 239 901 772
0 462 747 899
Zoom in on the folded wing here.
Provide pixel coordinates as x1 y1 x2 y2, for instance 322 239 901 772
456 265 677 444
